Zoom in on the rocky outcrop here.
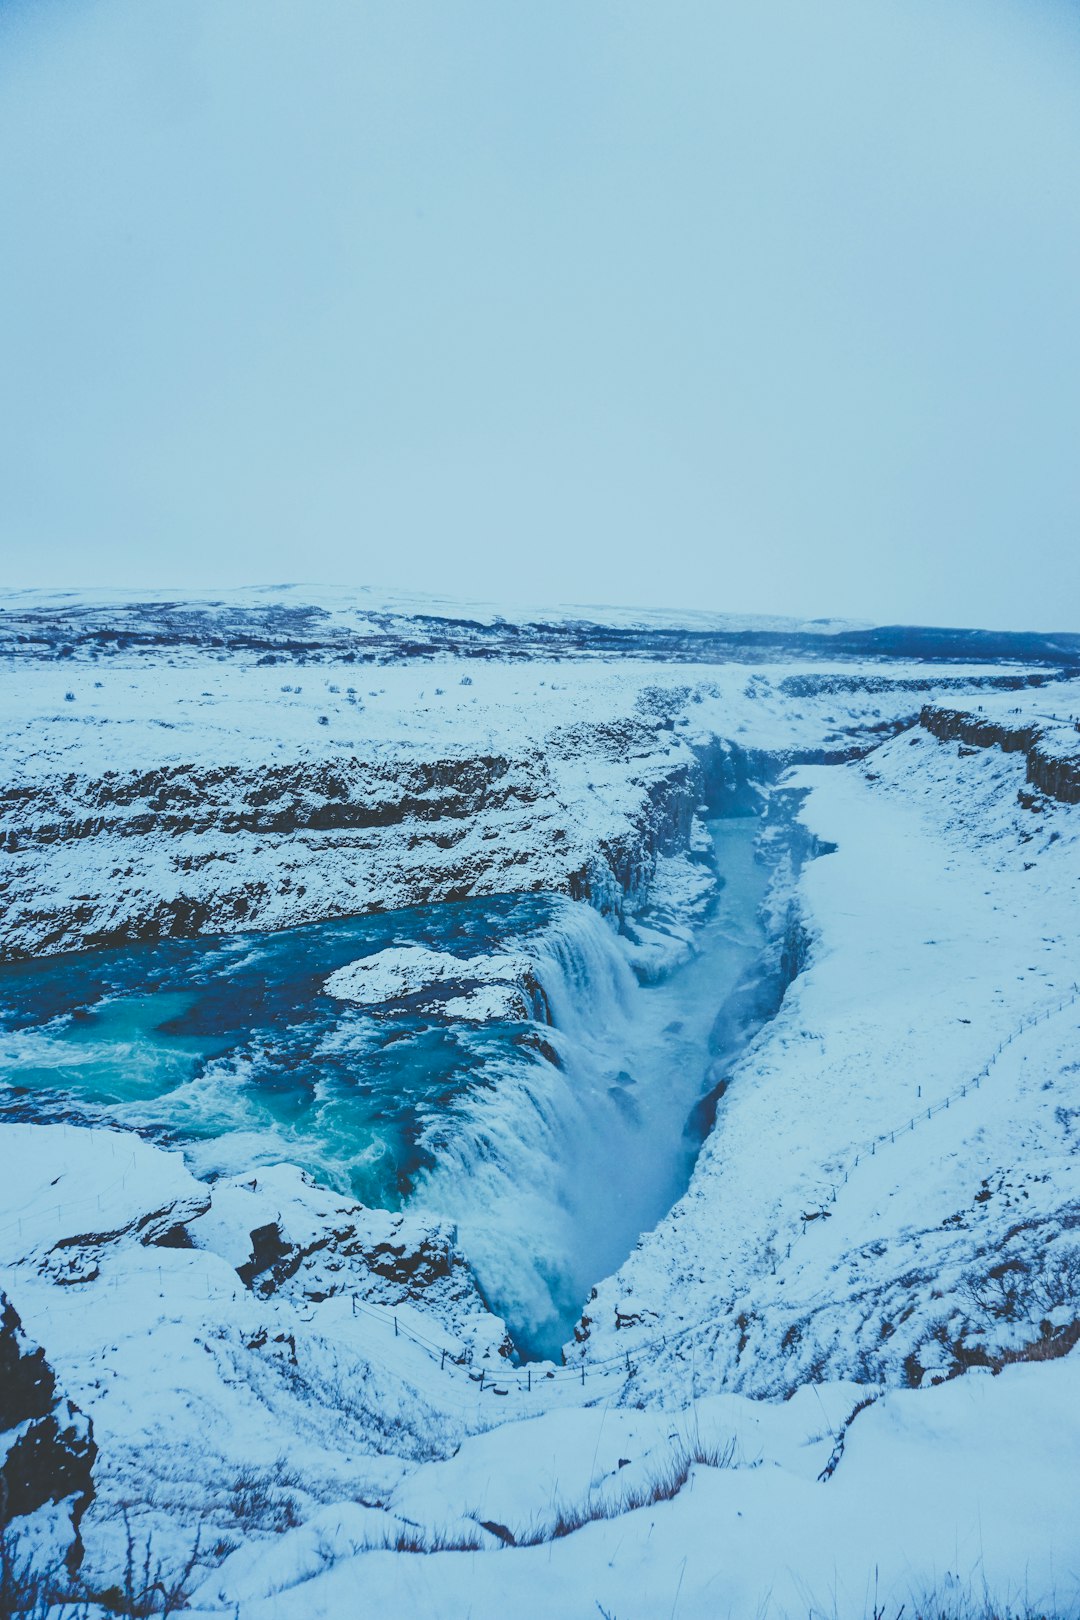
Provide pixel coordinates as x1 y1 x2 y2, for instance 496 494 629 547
779 672 1050 698
159 1160 507 1352
0 1293 95 1572
0 733 700 959
235 1212 468 1304
0 755 522 851
920 704 1080 805
567 755 701 917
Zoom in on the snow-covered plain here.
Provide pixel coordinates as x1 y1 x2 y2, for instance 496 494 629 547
1 592 1079 1616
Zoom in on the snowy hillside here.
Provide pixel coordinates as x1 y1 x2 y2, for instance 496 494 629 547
1 591 1078 1617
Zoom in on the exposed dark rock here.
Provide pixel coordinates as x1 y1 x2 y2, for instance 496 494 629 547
236 1222 299 1293
0 1293 95 1572
49 1193 212 1252
920 704 1080 805
235 1214 463 1303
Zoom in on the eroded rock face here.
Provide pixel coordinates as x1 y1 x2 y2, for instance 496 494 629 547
0 1292 96 1572
0 734 699 961
921 703 1080 805
219 1175 492 1320
4 590 1056 962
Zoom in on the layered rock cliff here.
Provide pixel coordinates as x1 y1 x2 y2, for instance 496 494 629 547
920 700 1080 805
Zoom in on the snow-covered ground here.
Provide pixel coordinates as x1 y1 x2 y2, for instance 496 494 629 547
0 633 1051 959
582 702 1080 1392
1 594 1079 1615
0 581 872 641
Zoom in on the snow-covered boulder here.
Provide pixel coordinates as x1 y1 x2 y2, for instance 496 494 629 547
324 945 536 1022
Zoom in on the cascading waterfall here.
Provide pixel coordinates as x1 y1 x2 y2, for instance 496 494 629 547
411 819 771 1361
527 900 640 1036
410 901 645 1361
0 816 779 1367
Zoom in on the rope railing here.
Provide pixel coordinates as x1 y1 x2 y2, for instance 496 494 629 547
343 983 1080 1392
0 1126 142 1246
342 1291 715 1394
784 984 1080 1252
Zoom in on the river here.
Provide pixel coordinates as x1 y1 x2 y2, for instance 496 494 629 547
0 816 772 1360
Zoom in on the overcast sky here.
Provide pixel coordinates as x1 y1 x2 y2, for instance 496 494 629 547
1 0 1079 629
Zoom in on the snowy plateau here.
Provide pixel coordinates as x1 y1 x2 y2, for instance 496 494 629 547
1 587 1080 1619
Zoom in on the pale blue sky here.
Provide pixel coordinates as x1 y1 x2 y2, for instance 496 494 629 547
1 0 1079 629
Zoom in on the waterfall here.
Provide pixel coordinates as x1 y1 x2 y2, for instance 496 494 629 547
408 899 645 1361
524 900 639 1040
0 817 783 1369
410 821 775 1363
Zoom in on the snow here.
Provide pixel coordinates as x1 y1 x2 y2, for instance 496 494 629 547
580 701 1080 1405
324 944 533 1021
0 633 1044 961
5 1115 1078 1617
1 593 1078 1613
185 1356 1080 1618
0 580 873 639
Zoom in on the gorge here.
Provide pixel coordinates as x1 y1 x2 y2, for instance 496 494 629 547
2 589 1079 1618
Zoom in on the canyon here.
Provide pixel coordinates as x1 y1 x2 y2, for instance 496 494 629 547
1 589 1078 1618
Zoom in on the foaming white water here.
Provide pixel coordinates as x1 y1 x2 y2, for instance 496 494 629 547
411 900 643 1358
411 820 771 1362
528 899 640 1036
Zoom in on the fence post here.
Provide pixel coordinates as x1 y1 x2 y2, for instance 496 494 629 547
527 1368 531 1393
441 1348 446 1371
581 1364 586 1387
394 1316 398 1338
479 1369 485 1391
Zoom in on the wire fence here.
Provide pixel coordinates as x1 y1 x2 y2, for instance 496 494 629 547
318 983 1080 1396
0 1125 143 1247
777 983 1080 1262
341 982 1080 1393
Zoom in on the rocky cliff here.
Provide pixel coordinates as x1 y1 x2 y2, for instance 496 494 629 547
0 1292 96 1575
920 701 1080 804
